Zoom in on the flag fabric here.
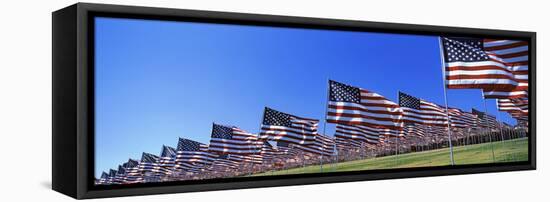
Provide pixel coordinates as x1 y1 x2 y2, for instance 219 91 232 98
122 159 141 183
327 80 403 130
100 171 108 179
153 145 177 176
99 172 109 184
472 108 498 130
260 107 319 145
334 123 381 144
122 158 139 169
482 39 529 99
260 141 285 161
405 123 427 137
293 134 335 156
107 169 117 184
209 123 262 155
447 107 468 128
510 112 528 122
461 111 480 130
399 92 448 127
427 125 448 137
114 165 126 183
207 154 240 171
138 152 159 173
498 98 528 122
497 98 528 115
276 141 301 157
440 37 528 99
175 138 218 170
335 135 363 149
441 37 527 91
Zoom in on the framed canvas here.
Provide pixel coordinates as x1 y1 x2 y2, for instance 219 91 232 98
52 3 536 199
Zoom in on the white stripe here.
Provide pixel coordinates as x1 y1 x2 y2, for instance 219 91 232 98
446 69 515 77
446 60 509 69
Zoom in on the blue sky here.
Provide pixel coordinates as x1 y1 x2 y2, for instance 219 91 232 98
94 17 516 177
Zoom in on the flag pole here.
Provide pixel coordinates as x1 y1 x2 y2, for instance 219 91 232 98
481 91 496 162
320 79 331 173
438 36 456 165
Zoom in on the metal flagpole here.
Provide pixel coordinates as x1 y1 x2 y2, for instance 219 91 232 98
482 91 496 162
257 107 269 175
438 36 455 165
320 79 331 173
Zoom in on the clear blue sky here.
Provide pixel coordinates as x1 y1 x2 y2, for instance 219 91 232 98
94 17 516 177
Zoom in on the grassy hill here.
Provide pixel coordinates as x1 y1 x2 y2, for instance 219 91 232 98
253 138 528 176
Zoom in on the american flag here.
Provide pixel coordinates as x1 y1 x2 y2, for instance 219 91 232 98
207 154 240 171
114 165 126 184
427 125 448 137
175 138 218 171
100 171 108 179
461 111 480 130
276 141 301 157
99 172 108 184
334 123 380 145
447 107 468 128
152 145 177 176
482 39 529 99
497 98 528 115
510 112 528 122
399 92 448 127
472 108 498 130
405 123 427 137
498 98 528 122
122 158 139 169
138 152 159 173
122 159 141 183
441 37 528 98
293 134 335 157
209 123 262 155
260 107 319 145
107 169 117 184
327 80 403 130
336 136 363 150
260 141 285 161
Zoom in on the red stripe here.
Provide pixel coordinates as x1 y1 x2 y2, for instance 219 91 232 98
447 84 518 91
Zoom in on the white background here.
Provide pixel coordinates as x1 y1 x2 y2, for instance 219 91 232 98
0 0 547 201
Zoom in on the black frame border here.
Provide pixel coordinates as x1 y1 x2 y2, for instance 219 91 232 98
54 2 536 199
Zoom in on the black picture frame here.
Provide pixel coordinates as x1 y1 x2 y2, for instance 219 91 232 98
52 2 536 199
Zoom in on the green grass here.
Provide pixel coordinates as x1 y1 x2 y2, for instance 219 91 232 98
252 138 528 176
